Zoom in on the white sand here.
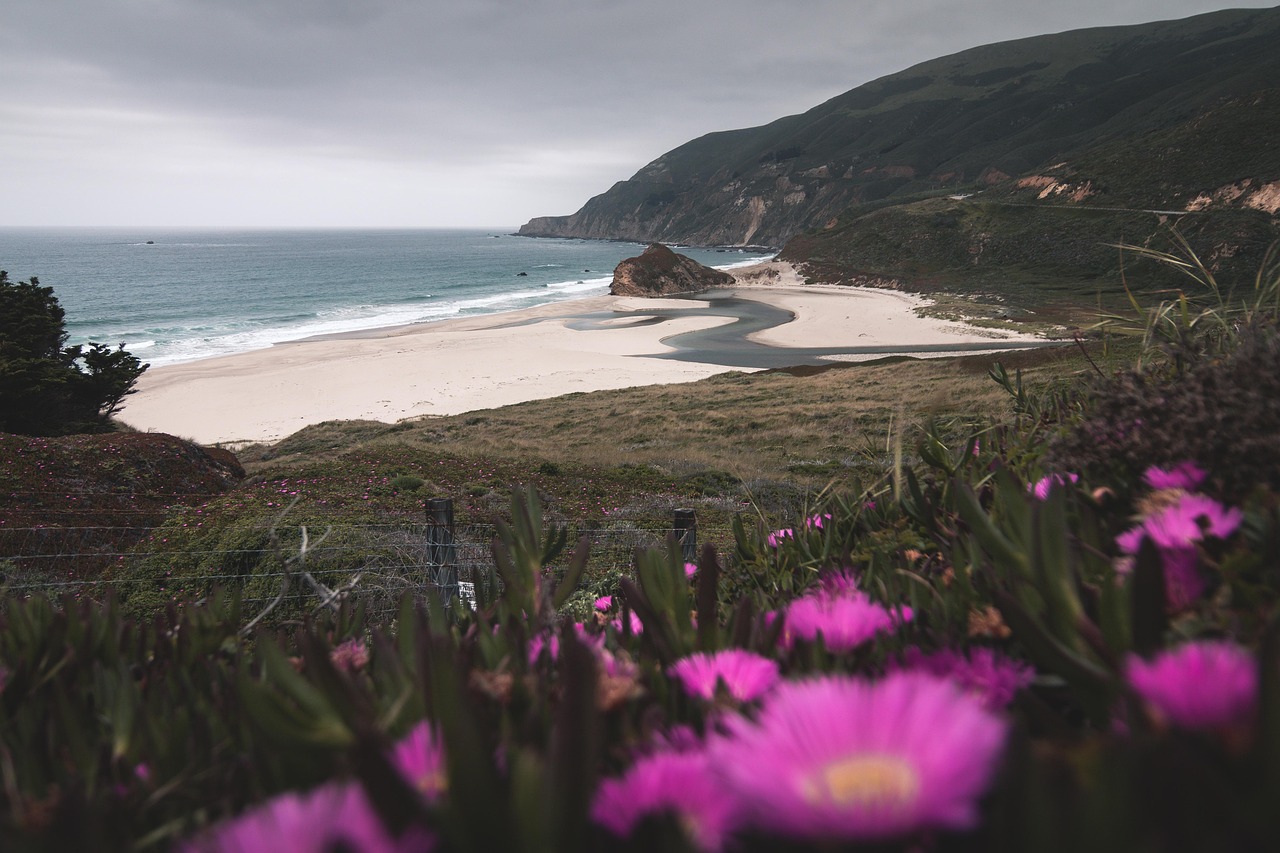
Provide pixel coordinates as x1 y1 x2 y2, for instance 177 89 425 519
120 261 1045 445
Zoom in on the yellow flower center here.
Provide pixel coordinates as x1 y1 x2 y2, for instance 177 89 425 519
803 754 920 810
417 770 447 797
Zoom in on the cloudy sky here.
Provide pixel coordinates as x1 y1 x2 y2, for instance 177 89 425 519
1 1 1265 228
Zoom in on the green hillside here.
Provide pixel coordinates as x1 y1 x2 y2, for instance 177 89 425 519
519 6 1280 293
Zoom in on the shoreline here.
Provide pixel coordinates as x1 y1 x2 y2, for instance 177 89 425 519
120 261 1048 446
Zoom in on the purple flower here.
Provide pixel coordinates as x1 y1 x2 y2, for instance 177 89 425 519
1029 472 1079 500
330 638 370 674
898 647 1034 710
529 624 606 664
390 721 447 801
766 528 794 548
817 567 861 597
713 672 1007 842
1126 641 1258 732
611 610 644 636
1125 493 1243 549
1117 493 1243 610
181 781 431 852
668 650 781 702
1143 461 1207 491
782 589 910 653
593 748 739 852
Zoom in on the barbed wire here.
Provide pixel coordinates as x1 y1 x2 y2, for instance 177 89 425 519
1 523 733 597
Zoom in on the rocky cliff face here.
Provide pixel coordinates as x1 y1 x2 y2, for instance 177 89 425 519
609 244 735 297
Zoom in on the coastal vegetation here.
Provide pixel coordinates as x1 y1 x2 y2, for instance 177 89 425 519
3 5 1279 847
0 270 148 436
1 237 1279 850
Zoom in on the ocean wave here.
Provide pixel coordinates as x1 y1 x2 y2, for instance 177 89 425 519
43 231 773 368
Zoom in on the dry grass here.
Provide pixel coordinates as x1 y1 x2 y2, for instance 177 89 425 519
240 344 1092 489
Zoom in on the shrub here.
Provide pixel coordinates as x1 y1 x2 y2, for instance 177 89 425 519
389 474 425 493
1050 317 1280 500
0 271 148 435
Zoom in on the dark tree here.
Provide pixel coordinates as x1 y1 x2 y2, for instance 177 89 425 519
0 270 149 435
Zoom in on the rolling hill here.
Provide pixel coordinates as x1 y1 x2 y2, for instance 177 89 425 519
520 6 1280 297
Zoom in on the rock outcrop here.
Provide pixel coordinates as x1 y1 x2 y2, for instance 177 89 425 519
609 244 735 297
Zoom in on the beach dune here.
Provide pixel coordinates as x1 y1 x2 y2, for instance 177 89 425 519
121 262 1043 445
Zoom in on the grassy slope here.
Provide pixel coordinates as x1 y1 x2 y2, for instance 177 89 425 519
230 341 1118 521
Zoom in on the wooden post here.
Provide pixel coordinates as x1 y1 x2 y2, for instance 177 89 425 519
674 508 697 565
426 498 458 602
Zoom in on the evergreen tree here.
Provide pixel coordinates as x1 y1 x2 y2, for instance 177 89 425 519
0 270 148 435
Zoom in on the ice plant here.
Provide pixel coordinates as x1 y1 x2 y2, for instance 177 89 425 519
808 513 831 528
817 567 861 596
182 781 429 852
668 649 781 703
1144 461 1207 491
714 672 1007 842
898 647 1034 710
592 748 739 852
1116 492 1243 610
1029 472 1079 500
782 588 910 653
330 638 370 673
1126 641 1258 732
390 721 447 802
611 610 645 636
594 595 613 611
766 528 794 548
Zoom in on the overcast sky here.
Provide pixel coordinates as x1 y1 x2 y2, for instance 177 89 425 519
0 1 1267 228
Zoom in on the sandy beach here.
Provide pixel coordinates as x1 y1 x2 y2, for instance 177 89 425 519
120 261 1046 445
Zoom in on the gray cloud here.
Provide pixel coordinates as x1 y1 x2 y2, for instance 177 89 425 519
0 0 1263 226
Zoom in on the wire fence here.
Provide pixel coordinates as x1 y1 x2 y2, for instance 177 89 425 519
0 513 735 625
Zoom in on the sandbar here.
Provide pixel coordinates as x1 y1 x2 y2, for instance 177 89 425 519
120 261 1047 445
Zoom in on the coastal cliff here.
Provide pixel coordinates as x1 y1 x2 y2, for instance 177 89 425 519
609 243 735 297
520 7 1280 292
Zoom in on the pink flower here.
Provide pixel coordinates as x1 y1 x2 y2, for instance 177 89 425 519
593 748 739 852
529 624 605 664
766 528 794 548
1143 461 1207 491
1122 493 1243 550
390 721 447 801
684 562 698 579
330 638 370 674
1117 493 1243 610
1126 641 1258 732
611 611 644 636
668 650 781 702
594 595 613 611
181 781 430 852
1029 472 1079 500
817 568 861 597
782 589 910 653
713 672 1007 842
898 647 1034 710
598 646 640 680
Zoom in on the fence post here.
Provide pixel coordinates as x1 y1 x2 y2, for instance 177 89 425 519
674 508 697 565
426 498 458 603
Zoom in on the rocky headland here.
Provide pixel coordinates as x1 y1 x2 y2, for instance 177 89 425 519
609 243 736 297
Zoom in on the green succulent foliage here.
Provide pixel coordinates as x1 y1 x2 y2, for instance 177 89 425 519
9 253 1280 850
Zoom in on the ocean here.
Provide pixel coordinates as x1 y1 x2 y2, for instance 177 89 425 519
0 228 771 367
